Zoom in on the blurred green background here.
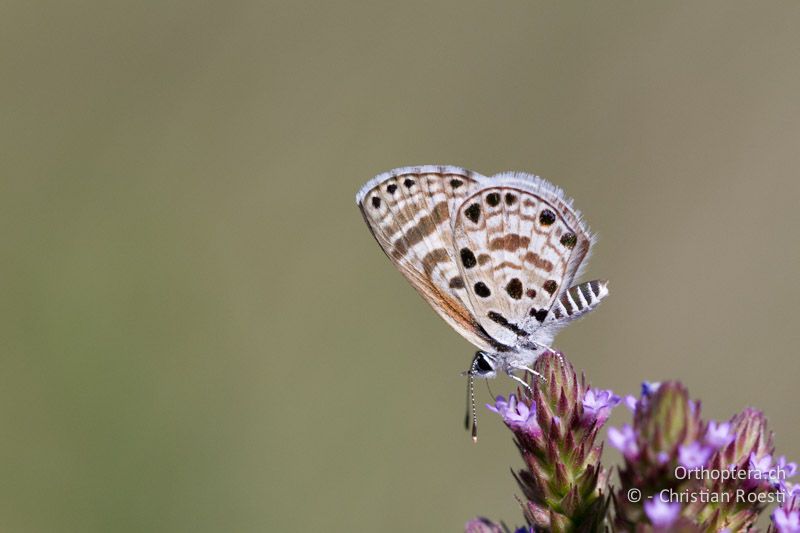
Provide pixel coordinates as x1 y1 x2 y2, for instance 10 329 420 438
2 1 799 531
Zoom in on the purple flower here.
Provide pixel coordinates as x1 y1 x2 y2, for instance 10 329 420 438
705 420 734 448
777 456 799 478
780 481 800 500
678 441 713 468
657 451 670 464
623 395 638 411
644 499 681 529
749 453 773 475
608 424 639 460
635 381 661 411
748 453 780 488
641 381 661 397
774 508 800 533
464 518 504 533
582 388 621 426
487 394 540 435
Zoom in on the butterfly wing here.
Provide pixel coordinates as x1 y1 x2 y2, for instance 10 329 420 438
452 173 593 346
357 166 499 352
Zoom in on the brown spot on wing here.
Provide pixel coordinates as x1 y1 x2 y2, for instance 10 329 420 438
543 280 558 295
449 276 465 289
539 209 556 226
421 248 449 276
394 201 448 249
493 261 523 271
523 251 554 272
560 232 577 248
392 237 408 259
487 311 526 336
489 234 531 251
505 278 523 299
464 203 481 223
473 282 491 298
529 308 548 322
460 248 477 268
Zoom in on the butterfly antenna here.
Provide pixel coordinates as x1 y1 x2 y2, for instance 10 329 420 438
463 360 479 442
464 371 471 431
470 371 478 443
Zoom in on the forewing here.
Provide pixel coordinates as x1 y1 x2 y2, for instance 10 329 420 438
357 166 497 351
452 174 592 346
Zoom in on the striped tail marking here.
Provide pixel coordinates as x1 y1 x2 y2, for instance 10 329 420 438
550 280 609 322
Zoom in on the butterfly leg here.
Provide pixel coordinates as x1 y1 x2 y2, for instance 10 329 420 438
508 364 546 385
508 372 534 395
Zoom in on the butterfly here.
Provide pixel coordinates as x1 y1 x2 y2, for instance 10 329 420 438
356 166 608 439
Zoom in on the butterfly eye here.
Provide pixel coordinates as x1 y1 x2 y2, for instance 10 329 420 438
475 352 494 373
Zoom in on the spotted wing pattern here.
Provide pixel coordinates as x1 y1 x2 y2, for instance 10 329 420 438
356 166 498 351
452 174 593 347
